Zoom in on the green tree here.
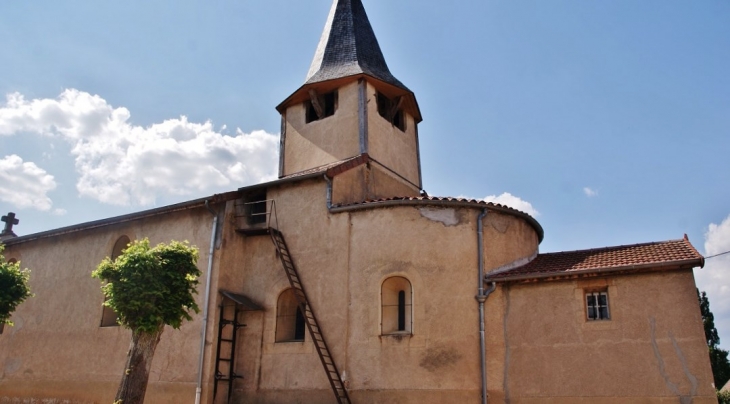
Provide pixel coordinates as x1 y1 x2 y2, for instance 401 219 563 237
0 245 32 327
698 289 730 389
93 239 201 404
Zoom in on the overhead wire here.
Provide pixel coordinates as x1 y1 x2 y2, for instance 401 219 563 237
705 250 730 260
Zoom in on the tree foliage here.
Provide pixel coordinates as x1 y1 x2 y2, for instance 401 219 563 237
92 238 201 404
718 389 730 404
0 245 32 326
698 289 730 389
92 238 201 333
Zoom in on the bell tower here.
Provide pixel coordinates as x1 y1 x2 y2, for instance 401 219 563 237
277 0 423 195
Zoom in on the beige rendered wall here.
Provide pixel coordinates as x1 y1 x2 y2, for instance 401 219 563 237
331 163 421 206
485 271 716 404
282 81 361 176
0 207 222 404
366 81 421 187
224 179 540 403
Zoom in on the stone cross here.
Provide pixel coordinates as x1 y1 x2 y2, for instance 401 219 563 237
1 212 19 236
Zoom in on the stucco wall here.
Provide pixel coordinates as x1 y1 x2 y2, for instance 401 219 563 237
0 207 220 403
282 81 361 176
225 179 539 403
366 82 421 187
331 163 420 206
485 271 716 404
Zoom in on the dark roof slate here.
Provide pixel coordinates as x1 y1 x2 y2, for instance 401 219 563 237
487 236 704 282
305 0 408 90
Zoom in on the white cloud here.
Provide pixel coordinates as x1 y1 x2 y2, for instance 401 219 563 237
0 90 279 206
0 155 57 211
583 187 598 197
695 214 730 349
481 192 539 217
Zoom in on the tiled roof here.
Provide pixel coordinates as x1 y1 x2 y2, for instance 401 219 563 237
333 195 529 216
305 0 408 91
486 236 704 282
332 195 544 242
280 154 369 180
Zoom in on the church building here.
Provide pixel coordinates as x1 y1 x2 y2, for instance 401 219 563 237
0 1 716 403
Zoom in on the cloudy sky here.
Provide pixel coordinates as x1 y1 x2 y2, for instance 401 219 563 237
1 1 729 345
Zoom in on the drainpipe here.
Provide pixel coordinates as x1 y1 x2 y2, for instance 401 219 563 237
476 209 497 404
324 174 333 210
195 200 219 404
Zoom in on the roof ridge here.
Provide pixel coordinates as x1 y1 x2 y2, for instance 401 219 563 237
537 238 688 256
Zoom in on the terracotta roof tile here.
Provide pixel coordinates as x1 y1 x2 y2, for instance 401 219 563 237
334 195 533 217
332 195 544 242
487 236 704 282
280 154 368 180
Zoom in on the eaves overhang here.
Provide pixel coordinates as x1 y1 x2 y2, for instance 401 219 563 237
329 196 544 243
485 258 704 284
276 73 422 123
1 191 241 247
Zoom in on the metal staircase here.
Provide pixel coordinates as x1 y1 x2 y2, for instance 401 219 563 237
269 228 352 404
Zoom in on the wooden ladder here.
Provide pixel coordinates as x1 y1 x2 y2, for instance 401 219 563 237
269 228 352 404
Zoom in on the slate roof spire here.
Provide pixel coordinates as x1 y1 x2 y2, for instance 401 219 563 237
305 0 408 90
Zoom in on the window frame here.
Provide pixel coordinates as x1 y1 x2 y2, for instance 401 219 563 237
585 290 611 321
381 276 413 335
275 288 307 343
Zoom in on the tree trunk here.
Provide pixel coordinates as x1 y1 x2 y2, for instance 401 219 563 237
115 327 164 404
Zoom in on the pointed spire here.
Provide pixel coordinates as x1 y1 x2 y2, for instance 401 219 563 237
305 0 408 90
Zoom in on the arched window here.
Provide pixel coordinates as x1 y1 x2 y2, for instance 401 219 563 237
275 289 306 342
100 236 129 327
381 276 412 335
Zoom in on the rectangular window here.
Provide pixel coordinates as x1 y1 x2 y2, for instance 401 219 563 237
586 291 610 321
246 191 268 226
305 91 337 123
376 93 406 132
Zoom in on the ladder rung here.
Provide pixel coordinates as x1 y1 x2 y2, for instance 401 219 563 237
271 229 351 403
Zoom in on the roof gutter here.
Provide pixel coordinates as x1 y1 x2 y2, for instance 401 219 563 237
486 257 704 284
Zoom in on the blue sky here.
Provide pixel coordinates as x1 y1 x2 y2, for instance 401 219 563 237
1 1 729 345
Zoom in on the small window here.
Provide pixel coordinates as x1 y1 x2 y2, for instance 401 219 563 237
7 258 17 264
377 93 406 132
305 91 337 123
100 236 129 327
586 291 610 321
245 190 268 226
381 276 412 335
276 289 306 342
